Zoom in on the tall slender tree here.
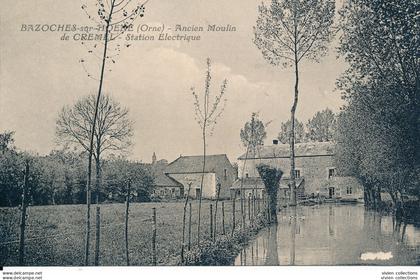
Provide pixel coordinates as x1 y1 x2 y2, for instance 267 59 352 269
254 0 335 205
239 113 267 227
78 0 149 265
191 58 228 245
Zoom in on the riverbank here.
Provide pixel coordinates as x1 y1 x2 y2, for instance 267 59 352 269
181 213 269 265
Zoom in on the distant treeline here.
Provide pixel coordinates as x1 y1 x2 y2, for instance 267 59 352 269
0 132 154 207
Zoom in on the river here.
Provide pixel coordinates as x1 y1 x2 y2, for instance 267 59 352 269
234 204 419 265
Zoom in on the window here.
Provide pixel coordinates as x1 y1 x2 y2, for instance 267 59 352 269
346 186 352 195
224 169 227 180
294 169 301 179
328 168 336 179
245 173 249 178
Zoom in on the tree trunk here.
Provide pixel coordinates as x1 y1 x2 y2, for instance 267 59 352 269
197 126 206 245
181 183 191 263
240 146 250 229
125 180 131 266
94 156 101 266
84 0 115 265
289 56 299 206
214 183 221 238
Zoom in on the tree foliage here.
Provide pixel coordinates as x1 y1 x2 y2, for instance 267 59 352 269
277 118 305 144
335 0 419 211
240 112 267 149
256 164 283 223
0 133 23 206
306 108 336 142
102 158 154 202
0 131 15 154
254 0 335 67
56 94 133 158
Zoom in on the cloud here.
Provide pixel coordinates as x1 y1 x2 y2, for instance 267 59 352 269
103 47 289 162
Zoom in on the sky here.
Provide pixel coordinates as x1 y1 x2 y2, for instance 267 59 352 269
0 0 347 164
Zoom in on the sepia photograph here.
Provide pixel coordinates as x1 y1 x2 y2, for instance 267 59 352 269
0 0 419 279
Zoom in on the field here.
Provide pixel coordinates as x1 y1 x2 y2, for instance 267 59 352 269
0 200 249 266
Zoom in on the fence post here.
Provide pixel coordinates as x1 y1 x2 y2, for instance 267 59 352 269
253 194 256 220
152 207 157 265
188 202 192 250
94 206 101 265
210 204 214 242
257 196 260 214
214 183 221 239
232 198 236 236
181 183 191 264
19 160 29 266
125 179 131 266
222 201 225 235
248 196 251 223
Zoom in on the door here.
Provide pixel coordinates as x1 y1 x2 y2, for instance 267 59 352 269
328 187 335 198
195 188 201 199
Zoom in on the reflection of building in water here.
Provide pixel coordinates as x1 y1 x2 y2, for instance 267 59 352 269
232 141 363 201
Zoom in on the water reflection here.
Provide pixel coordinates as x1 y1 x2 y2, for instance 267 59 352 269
264 226 279 265
234 204 419 265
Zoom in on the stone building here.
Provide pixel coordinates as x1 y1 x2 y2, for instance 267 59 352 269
232 141 363 200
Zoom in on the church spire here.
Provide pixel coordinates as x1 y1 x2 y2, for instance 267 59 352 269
152 152 157 165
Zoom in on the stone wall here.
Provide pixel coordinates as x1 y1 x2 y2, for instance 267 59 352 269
168 173 216 199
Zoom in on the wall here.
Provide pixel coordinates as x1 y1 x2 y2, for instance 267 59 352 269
320 177 364 199
215 164 237 199
152 186 183 199
168 173 216 199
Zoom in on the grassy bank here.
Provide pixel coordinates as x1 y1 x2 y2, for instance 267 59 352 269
0 200 247 266
181 213 269 265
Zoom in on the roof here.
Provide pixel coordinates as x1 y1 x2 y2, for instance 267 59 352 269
231 177 304 189
153 173 183 187
232 177 266 189
165 154 232 174
238 142 334 160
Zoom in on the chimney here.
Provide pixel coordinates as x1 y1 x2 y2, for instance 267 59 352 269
272 139 279 145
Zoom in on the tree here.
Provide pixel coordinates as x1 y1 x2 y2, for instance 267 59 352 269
57 95 133 185
102 158 154 202
240 112 267 149
254 0 335 205
0 131 15 154
306 108 336 142
239 112 267 227
336 0 419 214
256 164 283 224
56 94 133 264
190 58 228 245
78 0 149 265
278 118 305 144
0 132 23 207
